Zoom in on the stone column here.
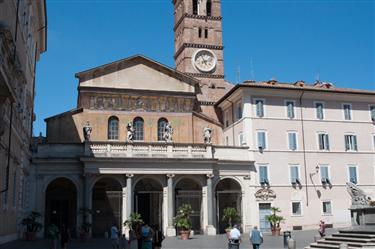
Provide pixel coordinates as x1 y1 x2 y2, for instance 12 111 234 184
83 174 93 237
126 174 134 218
166 174 176 236
206 174 216 235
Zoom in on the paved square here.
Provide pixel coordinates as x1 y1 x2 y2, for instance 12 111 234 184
1 229 336 249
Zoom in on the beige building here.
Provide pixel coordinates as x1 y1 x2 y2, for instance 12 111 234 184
0 0 47 244
28 0 375 241
217 81 375 231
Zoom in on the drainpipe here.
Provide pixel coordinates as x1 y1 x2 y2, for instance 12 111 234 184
0 104 13 194
299 90 309 206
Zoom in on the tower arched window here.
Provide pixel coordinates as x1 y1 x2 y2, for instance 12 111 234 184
193 0 198 15
198 27 202 38
133 117 144 141
108 116 119 140
206 0 212 16
157 118 168 141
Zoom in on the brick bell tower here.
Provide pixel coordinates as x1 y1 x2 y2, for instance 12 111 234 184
173 0 232 105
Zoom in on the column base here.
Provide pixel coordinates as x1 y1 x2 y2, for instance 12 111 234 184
205 225 217 236
166 226 176 237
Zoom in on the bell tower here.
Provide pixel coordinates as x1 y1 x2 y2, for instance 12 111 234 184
173 0 226 89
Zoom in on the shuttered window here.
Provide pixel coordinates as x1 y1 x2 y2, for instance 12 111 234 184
345 135 358 151
288 132 297 150
255 100 264 118
286 101 295 119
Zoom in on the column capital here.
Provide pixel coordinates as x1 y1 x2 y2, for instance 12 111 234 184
206 173 214 179
126 173 134 178
167 174 175 178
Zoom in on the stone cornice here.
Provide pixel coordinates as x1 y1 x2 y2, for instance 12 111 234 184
185 73 225 79
174 13 223 31
174 43 223 59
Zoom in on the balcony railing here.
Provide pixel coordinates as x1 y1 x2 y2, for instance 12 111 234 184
34 141 252 162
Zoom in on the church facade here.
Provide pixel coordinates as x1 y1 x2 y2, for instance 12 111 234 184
30 0 374 239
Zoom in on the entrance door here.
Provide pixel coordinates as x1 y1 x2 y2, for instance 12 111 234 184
175 190 202 233
259 203 271 232
216 191 242 233
135 191 162 226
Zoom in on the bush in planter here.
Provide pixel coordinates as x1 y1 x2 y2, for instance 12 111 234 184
265 207 284 236
21 211 43 240
222 207 241 231
174 203 193 240
124 212 144 230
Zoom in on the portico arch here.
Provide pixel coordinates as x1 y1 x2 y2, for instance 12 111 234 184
45 177 77 236
92 177 123 237
175 177 202 233
215 178 242 233
134 178 163 226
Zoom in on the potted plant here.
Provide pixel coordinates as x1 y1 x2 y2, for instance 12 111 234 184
124 212 144 230
79 208 93 241
265 207 284 236
21 211 43 241
174 203 193 240
222 207 241 237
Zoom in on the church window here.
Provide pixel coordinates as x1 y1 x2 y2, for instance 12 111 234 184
108 116 119 140
193 0 198 15
134 117 144 141
158 118 168 141
205 28 208 38
206 0 212 16
198 28 202 38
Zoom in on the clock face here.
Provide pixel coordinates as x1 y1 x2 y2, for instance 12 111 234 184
192 49 217 73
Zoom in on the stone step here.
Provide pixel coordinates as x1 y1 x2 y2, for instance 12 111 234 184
325 236 375 243
333 234 375 239
340 230 375 235
308 242 357 249
317 239 375 248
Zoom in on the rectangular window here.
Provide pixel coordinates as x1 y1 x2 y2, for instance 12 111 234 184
198 28 202 38
370 106 375 122
12 172 17 208
257 131 266 150
343 104 352 120
204 28 208 38
315 102 324 120
286 101 295 119
288 132 297 151
239 132 246 146
348 165 358 184
255 99 264 118
322 201 332 215
320 165 330 184
292 202 302 216
290 165 300 184
318 133 330 151
259 165 269 184
236 101 242 120
345 134 358 151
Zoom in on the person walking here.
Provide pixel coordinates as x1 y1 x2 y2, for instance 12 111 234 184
152 224 165 249
249 226 263 249
46 223 59 249
228 224 241 249
141 223 154 249
60 224 71 249
110 223 120 249
319 220 326 238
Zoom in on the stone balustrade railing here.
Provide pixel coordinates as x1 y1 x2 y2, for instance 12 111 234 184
34 142 252 161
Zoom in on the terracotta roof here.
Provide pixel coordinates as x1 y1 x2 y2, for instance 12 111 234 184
215 80 375 106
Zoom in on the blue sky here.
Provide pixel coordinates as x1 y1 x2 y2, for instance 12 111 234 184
34 0 374 135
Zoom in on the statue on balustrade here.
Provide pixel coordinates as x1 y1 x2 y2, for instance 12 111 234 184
83 121 92 141
126 122 135 142
163 122 173 142
203 127 212 144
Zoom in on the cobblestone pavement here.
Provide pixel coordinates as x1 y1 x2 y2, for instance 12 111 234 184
0 229 337 249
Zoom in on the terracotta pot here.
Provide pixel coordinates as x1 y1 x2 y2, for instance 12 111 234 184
271 228 281 236
179 230 190 240
24 232 36 241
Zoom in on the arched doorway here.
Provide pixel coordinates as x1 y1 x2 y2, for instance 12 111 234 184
92 177 122 237
175 178 202 233
215 178 242 233
45 178 77 236
134 178 163 226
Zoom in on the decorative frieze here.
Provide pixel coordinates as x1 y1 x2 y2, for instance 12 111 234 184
84 94 195 113
255 187 276 201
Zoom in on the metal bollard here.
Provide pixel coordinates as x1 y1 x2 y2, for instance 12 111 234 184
339 243 348 249
288 238 296 249
283 231 292 248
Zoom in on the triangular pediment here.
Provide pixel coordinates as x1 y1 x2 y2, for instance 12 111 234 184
76 55 198 93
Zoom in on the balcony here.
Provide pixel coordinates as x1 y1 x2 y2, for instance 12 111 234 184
34 141 252 162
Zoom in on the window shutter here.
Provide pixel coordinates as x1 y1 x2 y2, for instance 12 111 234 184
325 134 330 150
287 102 294 118
318 134 324 150
345 135 350 151
353 136 358 151
256 101 264 117
258 132 265 149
